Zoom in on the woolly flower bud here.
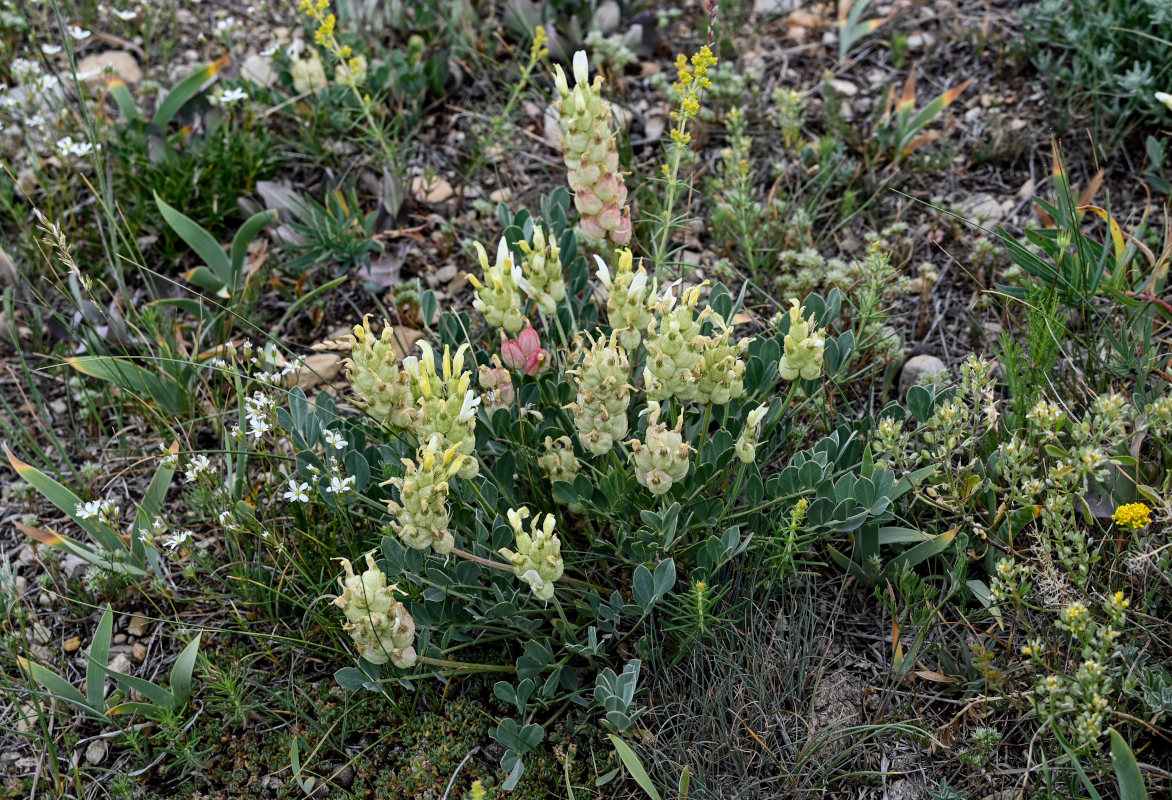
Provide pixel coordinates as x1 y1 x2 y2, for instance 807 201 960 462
778 299 824 381
629 402 692 495
643 284 709 402
344 315 415 429
333 552 417 668
384 435 466 554
693 323 752 406
595 249 656 352
517 226 566 315
478 355 514 411
735 405 768 464
402 341 480 479
291 53 328 94
566 331 632 456
469 238 529 335
499 507 564 601
553 51 632 247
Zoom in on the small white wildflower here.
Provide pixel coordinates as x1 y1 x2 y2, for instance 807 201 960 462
40 44 63 55
112 8 137 20
76 501 100 520
184 454 213 482
283 479 310 503
326 475 356 495
212 86 248 105
322 429 347 450
68 26 92 40
163 530 193 550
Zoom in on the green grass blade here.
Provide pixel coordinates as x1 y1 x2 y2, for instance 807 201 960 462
130 441 178 564
67 355 186 415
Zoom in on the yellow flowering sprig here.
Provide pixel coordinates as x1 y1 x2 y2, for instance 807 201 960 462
655 46 717 274
299 0 395 173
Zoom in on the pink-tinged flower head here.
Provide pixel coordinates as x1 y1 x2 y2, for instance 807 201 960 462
501 326 552 376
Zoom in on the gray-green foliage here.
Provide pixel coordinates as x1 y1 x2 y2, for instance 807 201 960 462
1022 0 1172 138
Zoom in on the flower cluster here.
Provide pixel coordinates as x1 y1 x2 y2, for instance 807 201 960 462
1112 502 1151 529
595 249 656 352
404 342 481 479
566 331 632 456
735 406 768 464
1034 594 1129 749
75 499 120 526
777 300 825 381
469 238 528 335
501 326 552 376
667 46 717 147
334 552 417 668
499 507 564 601
552 51 632 246
477 355 515 411
517 226 566 315
298 0 366 89
642 285 708 401
345 316 417 428
346 320 480 479
384 435 466 555
291 53 328 94
629 402 692 495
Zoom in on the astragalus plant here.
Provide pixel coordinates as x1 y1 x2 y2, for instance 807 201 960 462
310 50 868 788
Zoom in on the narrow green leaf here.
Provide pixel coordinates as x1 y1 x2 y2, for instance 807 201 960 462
87 607 113 710
107 79 142 122
229 210 278 292
131 441 177 563
183 265 225 293
19 657 99 715
155 192 231 286
608 735 662 800
68 355 186 415
170 633 201 708
154 56 227 128
88 658 172 707
888 527 957 572
1110 728 1150 800
6 446 104 543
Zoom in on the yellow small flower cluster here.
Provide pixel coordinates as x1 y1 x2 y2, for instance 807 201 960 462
531 25 550 61
300 0 335 46
1112 502 1152 529
668 45 717 145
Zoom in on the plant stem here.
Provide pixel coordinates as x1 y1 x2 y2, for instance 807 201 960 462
419 655 515 673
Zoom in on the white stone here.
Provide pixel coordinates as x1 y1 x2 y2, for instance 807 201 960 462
900 354 948 395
